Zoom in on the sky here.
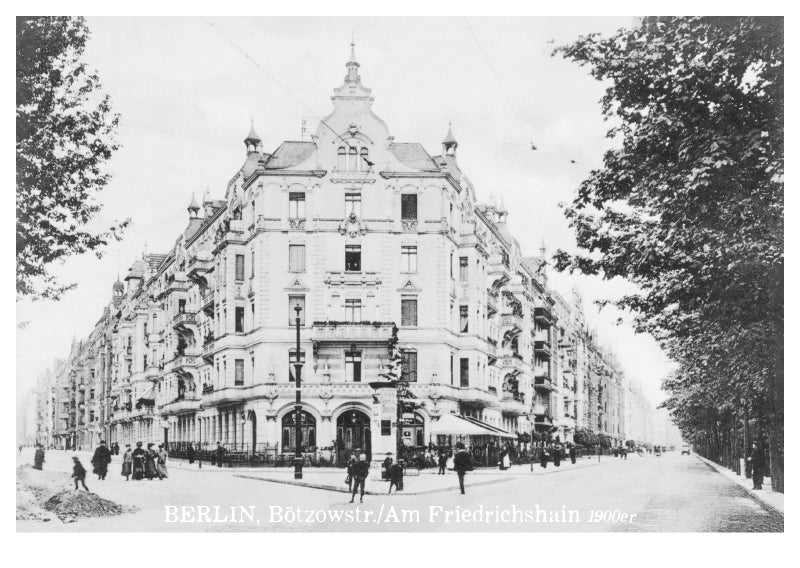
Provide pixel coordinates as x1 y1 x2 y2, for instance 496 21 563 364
16 16 675 408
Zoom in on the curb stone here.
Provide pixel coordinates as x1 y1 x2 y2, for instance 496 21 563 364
696 454 784 516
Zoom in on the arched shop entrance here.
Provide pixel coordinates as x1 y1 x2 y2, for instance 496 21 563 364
336 409 371 465
281 410 316 454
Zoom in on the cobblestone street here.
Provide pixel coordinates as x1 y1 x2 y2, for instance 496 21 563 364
17 448 783 532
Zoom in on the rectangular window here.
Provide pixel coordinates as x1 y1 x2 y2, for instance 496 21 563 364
460 305 469 333
450 354 454 386
345 192 361 218
401 245 417 272
401 297 418 327
288 244 306 272
234 359 244 386
345 351 362 382
459 257 468 282
401 194 417 220
235 254 245 281
450 252 454 279
460 358 469 387
288 295 305 326
251 249 255 278
381 420 391 436
401 351 417 382
345 245 361 272
344 299 362 323
289 193 305 219
235 307 245 333
288 350 305 382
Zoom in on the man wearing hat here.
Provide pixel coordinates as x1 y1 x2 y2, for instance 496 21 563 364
91 440 112 480
349 453 370 504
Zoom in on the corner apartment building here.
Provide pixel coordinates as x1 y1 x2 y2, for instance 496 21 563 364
32 44 650 459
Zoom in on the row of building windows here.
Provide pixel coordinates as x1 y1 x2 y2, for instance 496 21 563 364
287 192 419 220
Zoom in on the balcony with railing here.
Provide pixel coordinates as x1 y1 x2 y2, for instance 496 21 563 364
500 391 527 415
533 306 556 327
311 321 395 343
173 309 198 329
160 393 202 415
534 339 552 359
487 252 511 284
201 290 215 317
500 313 523 334
534 374 556 391
165 352 201 373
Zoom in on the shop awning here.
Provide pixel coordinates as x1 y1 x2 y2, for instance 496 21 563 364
428 413 516 438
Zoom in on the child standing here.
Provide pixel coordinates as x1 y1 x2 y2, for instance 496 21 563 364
72 456 89 491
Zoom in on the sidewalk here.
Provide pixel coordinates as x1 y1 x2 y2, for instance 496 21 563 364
697 454 784 515
229 455 629 496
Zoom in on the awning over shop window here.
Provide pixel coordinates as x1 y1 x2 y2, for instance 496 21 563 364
428 413 515 438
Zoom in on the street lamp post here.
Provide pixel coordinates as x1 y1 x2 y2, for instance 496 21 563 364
293 305 303 480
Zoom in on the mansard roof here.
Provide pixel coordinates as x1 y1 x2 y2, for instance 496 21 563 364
388 143 440 171
263 141 317 170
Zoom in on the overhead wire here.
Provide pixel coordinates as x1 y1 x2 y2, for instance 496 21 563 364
201 17 361 154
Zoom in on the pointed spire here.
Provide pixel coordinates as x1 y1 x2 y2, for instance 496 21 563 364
443 122 458 156
345 37 361 84
244 119 261 153
203 186 212 204
349 32 358 65
188 192 200 218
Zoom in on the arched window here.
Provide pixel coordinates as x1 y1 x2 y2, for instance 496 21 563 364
349 147 358 171
360 147 369 169
281 410 316 453
337 147 346 171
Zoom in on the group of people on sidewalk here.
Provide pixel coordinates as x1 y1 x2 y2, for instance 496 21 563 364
121 442 169 481
59 440 170 492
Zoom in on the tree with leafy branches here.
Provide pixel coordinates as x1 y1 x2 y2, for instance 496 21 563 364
553 16 783 491
17 16 128 301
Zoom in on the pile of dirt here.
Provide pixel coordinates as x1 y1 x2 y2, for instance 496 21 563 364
42 490 126 522
16 464 133 524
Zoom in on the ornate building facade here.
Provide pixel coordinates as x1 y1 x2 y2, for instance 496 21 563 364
33 44 653 461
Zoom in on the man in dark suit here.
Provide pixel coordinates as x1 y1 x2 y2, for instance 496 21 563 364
453 442 473 495
747 442 767 490
349 453 370 503
437 451 447 475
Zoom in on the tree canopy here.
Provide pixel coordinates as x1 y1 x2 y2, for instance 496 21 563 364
17 16 128 301
554 17 783 490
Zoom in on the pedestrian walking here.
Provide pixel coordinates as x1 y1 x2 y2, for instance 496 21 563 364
71 456 89 491
553 444 562 467
145 443 160 480
349 453 370 503
437 451 447 475
33 444 45 470
453 442 473 495
156 444 169 478
388 460 404 493
747 442 767 490
91 440 112 480
215 441 226 468
132 442 146 480
187 442 196 465
121 444 133 480
540 445 550 469
345 454 357 491
569 444 577 465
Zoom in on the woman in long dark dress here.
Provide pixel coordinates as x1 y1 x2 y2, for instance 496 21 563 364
132 442 147 480
187 443 196 465
145 443 161 480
